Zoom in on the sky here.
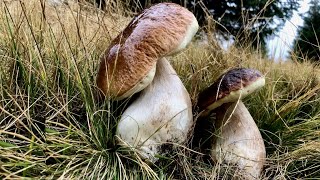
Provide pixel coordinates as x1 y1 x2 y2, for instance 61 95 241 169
267 0 311 61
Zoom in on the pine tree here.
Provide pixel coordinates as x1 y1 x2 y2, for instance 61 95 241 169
293 0 320 62
121 0 299 52
193 0 299 51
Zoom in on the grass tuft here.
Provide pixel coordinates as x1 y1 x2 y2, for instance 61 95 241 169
0 0 320 179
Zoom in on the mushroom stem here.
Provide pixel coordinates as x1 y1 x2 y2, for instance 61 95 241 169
213 101 266 179
117 58 193 163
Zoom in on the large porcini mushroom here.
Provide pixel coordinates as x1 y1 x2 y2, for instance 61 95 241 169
196 68 266 179
96 3 198 163
96 3 199 100
117 58 193 163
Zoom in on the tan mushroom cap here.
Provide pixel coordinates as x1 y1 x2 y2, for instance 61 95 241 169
97 3 199 100
197 68 265 114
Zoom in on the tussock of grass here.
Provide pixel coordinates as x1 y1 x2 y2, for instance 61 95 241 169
1 0 320 179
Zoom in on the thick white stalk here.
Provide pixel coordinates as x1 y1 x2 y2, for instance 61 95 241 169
116 58 193 163
213 101 266 179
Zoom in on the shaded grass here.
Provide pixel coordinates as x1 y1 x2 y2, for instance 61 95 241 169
0 0 320 179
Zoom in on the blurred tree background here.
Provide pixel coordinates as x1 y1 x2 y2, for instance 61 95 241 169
94 0 299 53
292 0 320 62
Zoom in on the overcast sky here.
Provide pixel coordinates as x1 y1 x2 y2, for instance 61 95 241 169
267 0 311 61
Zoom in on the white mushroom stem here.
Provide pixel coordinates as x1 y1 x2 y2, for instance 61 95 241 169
116 58 193 163
213 101 266 179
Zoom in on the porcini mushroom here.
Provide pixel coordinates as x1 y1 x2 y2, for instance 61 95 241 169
96 3 198 163
117 58 193 163
96 3 199 100
196 68 266 179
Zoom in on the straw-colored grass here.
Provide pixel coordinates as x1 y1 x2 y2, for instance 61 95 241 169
1 0 320 179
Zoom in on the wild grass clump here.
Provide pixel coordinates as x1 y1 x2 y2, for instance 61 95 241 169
1 0 320 179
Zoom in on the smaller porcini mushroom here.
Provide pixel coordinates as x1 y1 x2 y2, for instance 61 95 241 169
96 3 199 100
117 58 193 163
196 68 266 179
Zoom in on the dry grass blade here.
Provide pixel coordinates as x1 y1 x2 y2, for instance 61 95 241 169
0 0 320 179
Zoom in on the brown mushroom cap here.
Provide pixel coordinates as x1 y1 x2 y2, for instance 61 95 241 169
197 68 265 114
97 3 199 100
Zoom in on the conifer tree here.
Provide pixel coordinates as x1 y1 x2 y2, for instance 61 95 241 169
293 0 320 62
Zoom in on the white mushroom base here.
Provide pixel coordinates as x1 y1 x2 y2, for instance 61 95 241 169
213 101 266 179
116 58 193 163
